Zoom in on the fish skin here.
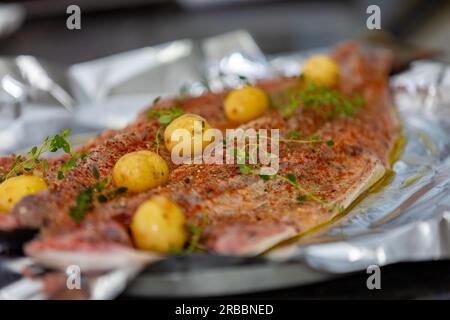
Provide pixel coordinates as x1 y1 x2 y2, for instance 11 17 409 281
23 221 160 272
0 156 16 177
5 43 399 262
1 78 304 231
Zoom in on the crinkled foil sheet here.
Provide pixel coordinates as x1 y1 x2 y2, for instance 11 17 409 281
1 30 450 298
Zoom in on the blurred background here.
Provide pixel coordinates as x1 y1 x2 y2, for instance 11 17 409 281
0 0 449 64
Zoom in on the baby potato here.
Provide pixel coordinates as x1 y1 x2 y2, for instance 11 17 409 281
302 54 340 88
130 196 187 253
113 150 169 193
0 175 47 213
224 86 269 123
164 113 211 156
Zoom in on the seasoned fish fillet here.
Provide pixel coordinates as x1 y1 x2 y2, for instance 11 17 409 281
3 43 399 266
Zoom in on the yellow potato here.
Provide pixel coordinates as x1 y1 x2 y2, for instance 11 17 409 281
130 196 187 253
0 175 47 213
113 150 169 193
164 113 211 156
224 86 269 123
302 54 340 87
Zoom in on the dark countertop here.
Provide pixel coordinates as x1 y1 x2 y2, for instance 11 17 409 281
117 259 450 300
227 260 450 300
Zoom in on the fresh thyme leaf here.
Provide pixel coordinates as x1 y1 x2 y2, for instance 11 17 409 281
95 183 105 192
62 128 72 137
238 164 253 174
153 126 163 154
170 107 184 118
233 135 334 209
69 182 128 223
58 152 87 180
41 159 48 173
70 157 78 166
97 194 108 203
69 187 94 223
158 115 172 124
92 166 100 180
80 152 89 160
108 187 128 198
0 128 77 182
21 162 33 171
286 173 297 183
148 106 184 124
288 131 304 138
189 225 199 234
275 84 366 119
153 96 162 105
147 105 185 154
182 213 207 254
50 133 71 153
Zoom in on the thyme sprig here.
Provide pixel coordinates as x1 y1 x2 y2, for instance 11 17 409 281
0 128 81 183
238 163 331 208
57 151 89 180
275 83 366 118
184 213 207 253
147 96 184 153
235 133 335 208
169 213 207 254
260 133 335 147
69 166 127 223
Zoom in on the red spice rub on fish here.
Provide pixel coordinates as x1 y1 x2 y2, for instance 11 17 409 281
11 43 399 258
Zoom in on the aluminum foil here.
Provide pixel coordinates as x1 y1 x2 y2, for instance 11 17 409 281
0 30 266 153
1 30 450 298
265 58 450 272
0 4 24 39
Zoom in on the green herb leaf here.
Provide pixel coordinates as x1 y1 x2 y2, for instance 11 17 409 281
69 187 94 223
153 96 162 105
62 128 72 137
189 225 200 234
97 194 108 203
286 173 297 183
69 179 128 223
288 131 303 138
238 164 253 175
92 166 100 180
21 162 33 171
274 84 366 119
158 115 172 124
2 128 78 181
109 187 128 198
80 152 89 160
